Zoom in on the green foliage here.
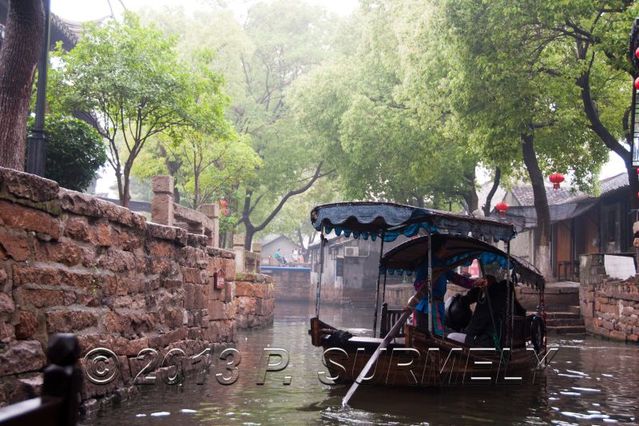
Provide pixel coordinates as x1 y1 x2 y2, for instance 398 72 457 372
133 129 261 209
138 3 339 247
41 115 106 191
441 0 618 191
292 0 479 210
49 13 229 205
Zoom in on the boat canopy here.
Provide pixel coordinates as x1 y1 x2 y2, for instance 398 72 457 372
381 234 545 290
310 202 516 243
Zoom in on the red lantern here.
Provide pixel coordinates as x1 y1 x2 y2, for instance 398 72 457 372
635 47 639 60
634 77 639 90
495 201 509 216
549 172 565 190
219 199 229 216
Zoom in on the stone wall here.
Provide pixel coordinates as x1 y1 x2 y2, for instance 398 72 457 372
234 273 274 328
579 254 639 342
261 266 312 303
0 167 248 409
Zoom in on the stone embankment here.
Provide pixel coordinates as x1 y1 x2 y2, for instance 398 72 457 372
0 167 273 410
580 254 639 342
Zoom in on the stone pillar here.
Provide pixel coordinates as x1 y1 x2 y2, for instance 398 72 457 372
198 202 220 248
252 242 261 272
233 234 245 274
151 176 174 226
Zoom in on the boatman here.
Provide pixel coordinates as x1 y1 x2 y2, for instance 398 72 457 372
404 239 490 336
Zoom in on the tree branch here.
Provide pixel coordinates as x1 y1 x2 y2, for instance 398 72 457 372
252 162 328 233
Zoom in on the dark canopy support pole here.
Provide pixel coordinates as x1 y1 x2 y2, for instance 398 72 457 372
372 234 385 337
427 231 433 335
507 241 514 350
381 271 388 309
315 231 326 318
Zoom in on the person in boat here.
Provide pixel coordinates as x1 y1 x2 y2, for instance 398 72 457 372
273 248 287 265
405 239 490 336
447 279 526 347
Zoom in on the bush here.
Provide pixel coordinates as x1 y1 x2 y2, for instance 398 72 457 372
42 115 107 191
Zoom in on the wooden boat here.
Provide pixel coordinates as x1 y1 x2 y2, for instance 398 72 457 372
308 202 547 387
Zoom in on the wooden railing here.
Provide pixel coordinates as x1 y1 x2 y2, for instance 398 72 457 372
380 303 406 338
0 334 82 426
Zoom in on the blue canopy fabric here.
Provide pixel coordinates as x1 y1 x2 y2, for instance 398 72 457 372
380 235 544 290
310 202 516 243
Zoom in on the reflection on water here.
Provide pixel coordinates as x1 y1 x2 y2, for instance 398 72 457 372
85 303 639 425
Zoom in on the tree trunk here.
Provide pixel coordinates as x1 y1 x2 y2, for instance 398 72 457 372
578 69 636 209
462 167 479 213
240 163 328 249
244 225 255 251
483 167 501 216
122 174 131 208
0 0 44 170
521 132 553 281
193 171 200 209
626 157 639 211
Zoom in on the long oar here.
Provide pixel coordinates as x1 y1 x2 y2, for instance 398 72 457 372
341 309 412 408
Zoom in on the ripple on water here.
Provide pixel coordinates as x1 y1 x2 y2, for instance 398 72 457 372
150 411 170 417
571 386 600 393
84 310 639 426
561 411 610 420
565 369 588 377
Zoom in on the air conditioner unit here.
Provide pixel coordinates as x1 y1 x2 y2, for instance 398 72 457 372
344 247 359 257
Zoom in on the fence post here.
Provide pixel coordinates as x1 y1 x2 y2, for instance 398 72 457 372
151 176 174 226
42 334 82 426
252 242 261 272
233 234 245 274
198 203 220 248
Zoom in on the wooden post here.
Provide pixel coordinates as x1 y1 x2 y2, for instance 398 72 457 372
151 176 174 226
42 334 82 426
0 333 82 426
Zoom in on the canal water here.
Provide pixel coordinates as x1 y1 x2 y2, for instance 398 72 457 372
86 303 639 425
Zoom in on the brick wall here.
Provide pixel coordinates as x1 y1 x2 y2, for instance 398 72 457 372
0 167 269 409
579 254 639 342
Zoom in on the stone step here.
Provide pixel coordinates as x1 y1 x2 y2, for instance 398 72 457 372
546 318 585 327
545 311 581 319
568 305 581 315
547 325 586 334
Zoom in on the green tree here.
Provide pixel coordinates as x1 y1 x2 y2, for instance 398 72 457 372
141 3 337 248
231 0 339 249
134 129 261 210
440 0 609 277
293 1 481 211
50 13 227 207
535 2 639 208
42 115 107 191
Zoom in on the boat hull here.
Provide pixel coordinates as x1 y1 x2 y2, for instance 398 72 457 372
311 317 546 387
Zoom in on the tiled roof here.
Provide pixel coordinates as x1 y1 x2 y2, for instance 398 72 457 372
510 185 588 207
600 172 628 194
506 172 628 209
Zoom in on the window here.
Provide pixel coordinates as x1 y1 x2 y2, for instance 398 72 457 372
336 258 344 277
